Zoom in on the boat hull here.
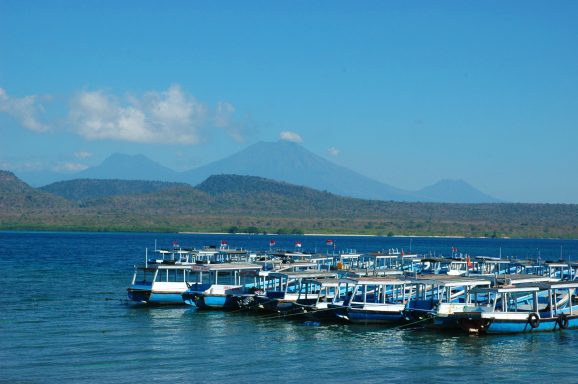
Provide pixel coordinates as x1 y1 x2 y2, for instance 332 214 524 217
456 312 578 334
127 288 186 304
195 294 253 310
334 304 405 324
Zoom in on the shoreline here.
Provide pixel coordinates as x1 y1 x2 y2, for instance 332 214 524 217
179 231 500 240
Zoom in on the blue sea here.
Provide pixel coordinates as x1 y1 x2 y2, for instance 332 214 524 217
1 231 577 383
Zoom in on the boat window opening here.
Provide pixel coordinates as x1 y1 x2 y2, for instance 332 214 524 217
134 268 154 283
153 269 185 283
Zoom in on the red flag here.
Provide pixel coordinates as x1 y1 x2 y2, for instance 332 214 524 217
295 241 302 248
220 240 228 245
326 239 333 246
269 240 276 246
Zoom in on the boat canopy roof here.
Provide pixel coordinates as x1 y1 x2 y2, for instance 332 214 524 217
276 262 319 271
346 268 403 276
301 278 341 287
136 264 194 271
544 262 571 268
190 263 262 272
363 253 400 260
471 285 541 294
494 274 554 284
417 257 446 263
338 276 411 286
516 281 578 290
413 275 491 287
475 257 510 264
268 271 338 279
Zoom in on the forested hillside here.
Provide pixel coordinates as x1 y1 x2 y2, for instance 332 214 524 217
41 179 190 202
1 171 577 238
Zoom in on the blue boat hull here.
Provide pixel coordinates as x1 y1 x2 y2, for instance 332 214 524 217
337 307 404 324
182 292 257 310
127 289 186 305
457 314 578 334
197 295 238 310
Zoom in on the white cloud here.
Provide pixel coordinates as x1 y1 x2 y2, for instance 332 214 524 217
280 131 303 143
214 101 246 143
328 147 340 157
74 151 93 159
52 162 89 172
214 101 235 128
68 85 219 144
0 88 49 132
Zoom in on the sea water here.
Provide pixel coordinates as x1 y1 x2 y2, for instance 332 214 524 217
1 231 577 383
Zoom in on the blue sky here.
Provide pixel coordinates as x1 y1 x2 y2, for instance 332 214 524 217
1 1 577 203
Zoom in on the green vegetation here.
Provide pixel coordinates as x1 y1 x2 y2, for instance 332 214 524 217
40 179 189 202
1 172 578 238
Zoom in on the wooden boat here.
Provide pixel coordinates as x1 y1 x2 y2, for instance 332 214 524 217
456 281 578 334
127 262 195 305
181 263 263 310
404 275 491 328
287 278 343 320
330 276 414 324
254 270 338 314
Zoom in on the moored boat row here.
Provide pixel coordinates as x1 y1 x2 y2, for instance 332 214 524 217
127 242 578 335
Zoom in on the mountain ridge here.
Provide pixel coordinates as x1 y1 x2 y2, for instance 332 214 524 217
417 179 503 204
12 141 501 203
181 141 424 201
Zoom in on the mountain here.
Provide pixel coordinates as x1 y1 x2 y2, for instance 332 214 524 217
182 140 425 201
417 179 503 204
75 153 181 182
14 142 502 203
40 179 190 202
0 170 71 209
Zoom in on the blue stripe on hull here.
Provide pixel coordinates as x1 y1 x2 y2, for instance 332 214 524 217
486 317 578 334
195 295 238 310
148 292 186 304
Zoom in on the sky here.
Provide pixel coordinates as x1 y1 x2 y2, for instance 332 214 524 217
1 1 577 203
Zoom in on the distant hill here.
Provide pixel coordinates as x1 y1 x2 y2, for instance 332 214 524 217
1 171 577 238
83 184 213 213
88 174 578 238
40 179 190 202
417 179 503 203
196 174 353 216
182 141 425 201
75 153 181 182
0 170 71 210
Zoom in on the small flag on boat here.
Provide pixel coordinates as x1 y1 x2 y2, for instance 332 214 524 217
326 239 333 246
269 240 276 246
295 241 302 248
172 241 179 247
220 240 228 245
